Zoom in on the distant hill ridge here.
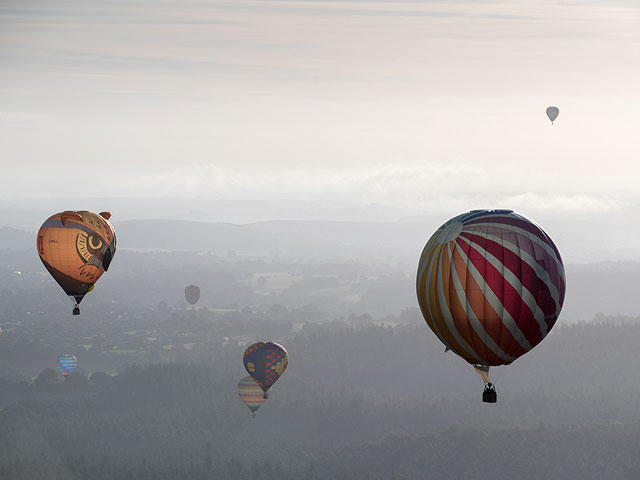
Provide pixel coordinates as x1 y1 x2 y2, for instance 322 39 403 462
108 218 429 255
1 218 428 256
0 227 34 250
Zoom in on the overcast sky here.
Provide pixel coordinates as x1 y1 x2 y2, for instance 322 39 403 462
1 0 639 218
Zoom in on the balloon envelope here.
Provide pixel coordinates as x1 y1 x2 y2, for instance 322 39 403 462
546 106 559 123
416 209 565 366
184 284 200 305
237 375 270 416
57 354 78 376
37 211 116 312
243 342 288 392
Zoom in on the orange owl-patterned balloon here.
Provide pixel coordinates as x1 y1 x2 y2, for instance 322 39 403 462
37 211 116 315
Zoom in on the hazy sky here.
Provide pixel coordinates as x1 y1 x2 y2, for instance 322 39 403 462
1 0 639 216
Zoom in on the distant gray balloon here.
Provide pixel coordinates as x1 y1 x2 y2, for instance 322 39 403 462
184 284 200 305
546 106 559 124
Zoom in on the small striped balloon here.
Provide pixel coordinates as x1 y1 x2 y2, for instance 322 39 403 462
416 209 566 367
57 354 78 376
237 375 270 417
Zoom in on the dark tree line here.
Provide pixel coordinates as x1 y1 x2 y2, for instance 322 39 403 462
1 319 640 478
2 422 640 480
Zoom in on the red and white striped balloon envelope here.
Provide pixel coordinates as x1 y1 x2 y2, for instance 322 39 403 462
416 209 565 367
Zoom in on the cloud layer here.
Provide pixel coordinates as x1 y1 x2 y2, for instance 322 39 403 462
1 1 639 215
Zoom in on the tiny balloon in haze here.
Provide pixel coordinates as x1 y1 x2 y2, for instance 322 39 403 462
546 106 559 124
243 342 288 395
237 375 270 418
184 284 200 305
57 354 78 377
37 211 116 315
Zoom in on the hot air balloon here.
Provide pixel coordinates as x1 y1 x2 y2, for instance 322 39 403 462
243 342 288 397
184 284 200 305
546 106 559 124
57 354 78 377
37 211 116 315
237 375 270 417
416 209 565 402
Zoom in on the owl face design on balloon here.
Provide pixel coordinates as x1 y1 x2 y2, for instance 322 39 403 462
76 231 107 281
71 212 116 280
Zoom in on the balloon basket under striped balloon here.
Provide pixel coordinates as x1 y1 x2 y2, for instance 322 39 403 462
482 384 497 403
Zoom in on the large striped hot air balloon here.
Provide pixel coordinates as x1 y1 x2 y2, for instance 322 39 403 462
237 375 270 417
416 209 566 402
243 342 288 396
37 211 116 315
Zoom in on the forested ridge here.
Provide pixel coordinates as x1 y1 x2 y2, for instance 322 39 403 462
1 319 640 479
